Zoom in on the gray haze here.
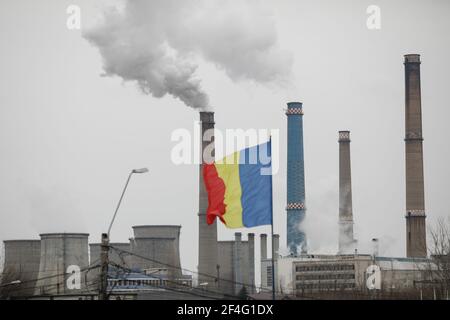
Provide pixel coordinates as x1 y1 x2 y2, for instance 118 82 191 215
1 0 450 283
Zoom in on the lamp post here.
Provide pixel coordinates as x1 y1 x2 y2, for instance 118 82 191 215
99 168 149 300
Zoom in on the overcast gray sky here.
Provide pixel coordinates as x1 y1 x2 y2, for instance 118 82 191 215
1 0 449 279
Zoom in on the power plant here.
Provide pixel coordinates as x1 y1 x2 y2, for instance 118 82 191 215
338 131 357 254
286 102 307 255
404 54 427 258
0 53 444 300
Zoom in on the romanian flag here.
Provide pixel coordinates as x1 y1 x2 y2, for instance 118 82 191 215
203 141 272 229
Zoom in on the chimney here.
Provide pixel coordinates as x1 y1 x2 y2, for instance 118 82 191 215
233 232 242 294
260 233 267 260
273 234 280 261
404 54 427 258
372 238 380 257
247 233 255 293
286 102 307 255
338 131 356 254
198 112 219 288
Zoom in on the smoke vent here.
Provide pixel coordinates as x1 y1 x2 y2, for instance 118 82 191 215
260 234 268 260
130 225 182 278
338 131 357 254
198 111 218 289
286 102 307 255
34 233 89 296
404 54 427 258
1 240 41 297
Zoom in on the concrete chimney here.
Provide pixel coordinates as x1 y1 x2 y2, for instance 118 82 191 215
372 238 380 257
233 233 242 294
198 111 219 288
273 234 280 261
247 233 255 293
338 131 356 254
404 54 427 258
260 234 267 260
286 102 307 255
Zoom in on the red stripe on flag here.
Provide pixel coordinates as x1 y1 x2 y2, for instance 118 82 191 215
203 163 226 225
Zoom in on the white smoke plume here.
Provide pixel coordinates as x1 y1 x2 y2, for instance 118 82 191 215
84 0 292 109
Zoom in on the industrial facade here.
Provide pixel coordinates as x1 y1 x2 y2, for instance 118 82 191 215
261 254 435 297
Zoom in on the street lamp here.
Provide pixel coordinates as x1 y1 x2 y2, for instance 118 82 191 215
107 168 149 237
99 168 149 300
0 280 21 288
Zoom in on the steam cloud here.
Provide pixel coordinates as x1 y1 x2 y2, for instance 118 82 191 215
84 0 292 109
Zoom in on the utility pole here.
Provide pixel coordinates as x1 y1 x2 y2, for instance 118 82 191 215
99 233 109 300
100 168 148 300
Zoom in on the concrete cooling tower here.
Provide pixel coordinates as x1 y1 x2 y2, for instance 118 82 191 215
130 226 182 278
34 233 89 296
1 240 41 297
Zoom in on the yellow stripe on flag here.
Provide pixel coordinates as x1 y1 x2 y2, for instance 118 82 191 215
215 151 244 228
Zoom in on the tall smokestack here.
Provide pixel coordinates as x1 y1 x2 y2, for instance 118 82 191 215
286 102 307 255
198 112 219 288
247 233 255 293
338 131 356 254
260 233 267 260
404 54 427 258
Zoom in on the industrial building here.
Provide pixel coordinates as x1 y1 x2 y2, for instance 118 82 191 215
261 254 435 298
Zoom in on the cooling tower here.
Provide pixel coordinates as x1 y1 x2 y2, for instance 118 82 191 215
34 233 89 296
198 111 218 288
286 102 307 255
404 54 427 258
130 225 182 278
1 240 41 297
338 131 356 254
